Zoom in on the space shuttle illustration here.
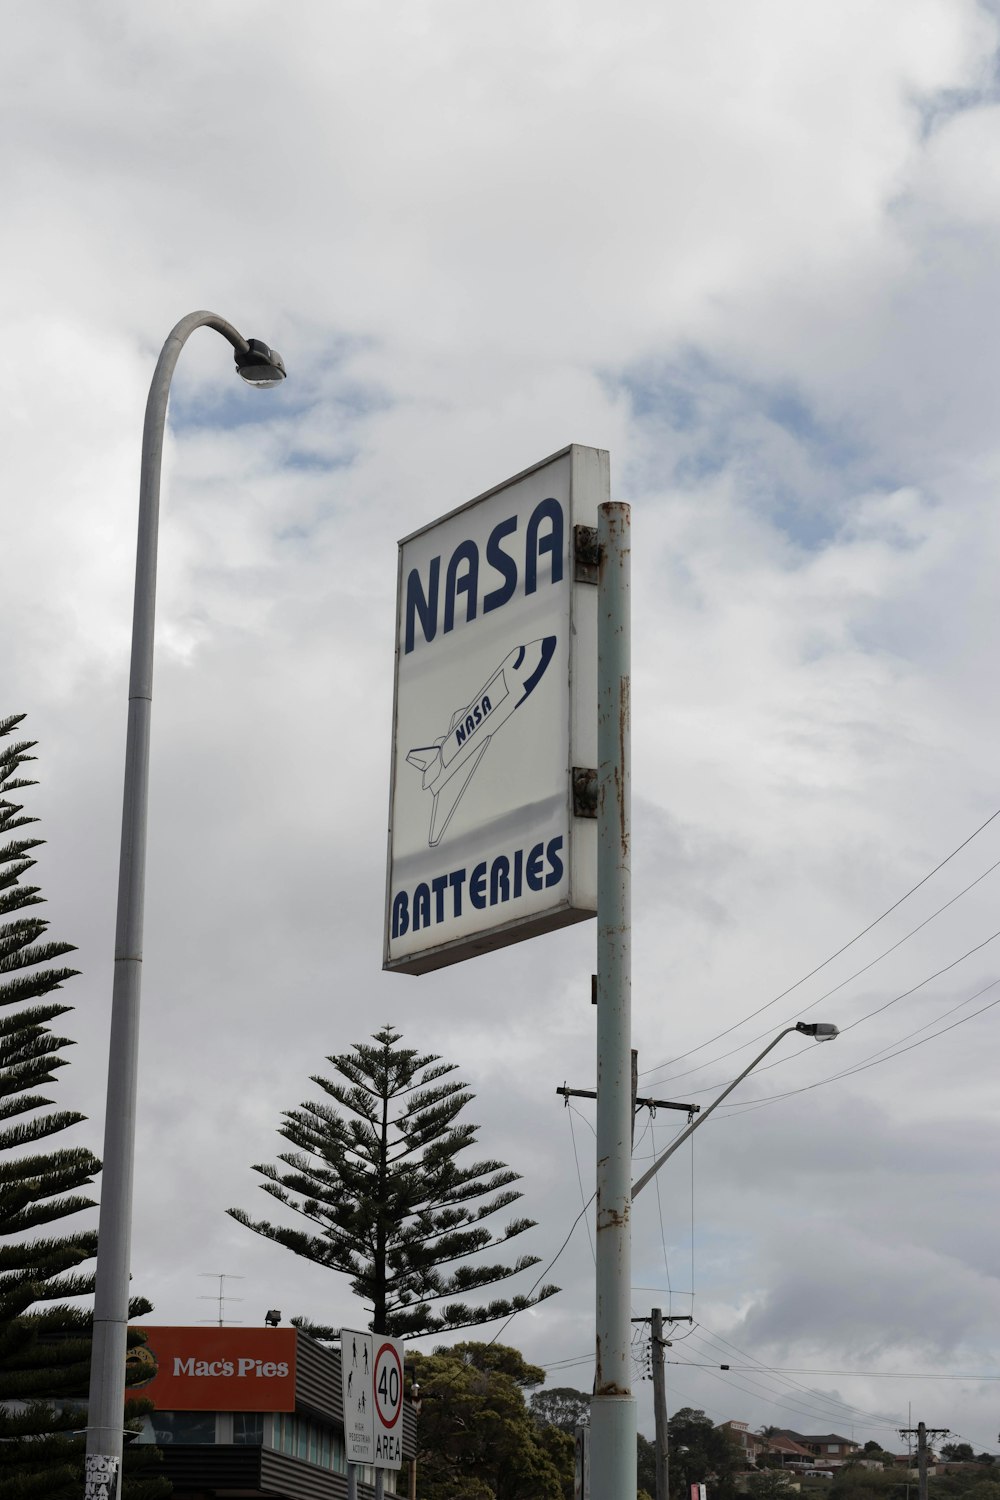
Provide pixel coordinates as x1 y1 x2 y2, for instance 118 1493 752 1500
406 636 557 847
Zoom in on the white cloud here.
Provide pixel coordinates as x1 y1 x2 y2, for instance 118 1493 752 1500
5 0 1000 1451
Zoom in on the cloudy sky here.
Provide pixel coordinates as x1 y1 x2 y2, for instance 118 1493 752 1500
5 0 1000 1456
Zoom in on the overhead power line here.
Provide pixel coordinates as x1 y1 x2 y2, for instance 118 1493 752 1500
671 1331 904 1434
655 929 1000 1112
645 855 1000 1091
639 805 1000 1080
687 1325 904 1428
671 1361 1000 1382
719 976 1000 1120
668 1345 900 1434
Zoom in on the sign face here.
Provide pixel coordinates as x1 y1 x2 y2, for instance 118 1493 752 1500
126 1326 296 1412
341 1329 374 1464
341 1329 404 1469
385 443 605 974
373 1337 404 1470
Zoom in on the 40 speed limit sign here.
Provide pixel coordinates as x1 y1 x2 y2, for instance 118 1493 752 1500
373 1337 404 1469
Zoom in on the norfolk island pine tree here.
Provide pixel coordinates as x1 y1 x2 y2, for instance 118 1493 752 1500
0 715 168 1500
229 1025 559 1341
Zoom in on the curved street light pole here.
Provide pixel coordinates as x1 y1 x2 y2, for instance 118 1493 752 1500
631 1021 838 1199
86 313 285 1490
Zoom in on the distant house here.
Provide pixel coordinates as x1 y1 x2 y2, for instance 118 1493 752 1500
716 1423 829 1469
719 1421 766 1465
767 1435 817 1467
776 1432 860 1466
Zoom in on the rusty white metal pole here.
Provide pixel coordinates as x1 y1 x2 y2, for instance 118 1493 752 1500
591 500 636 1498
85 314 284 1498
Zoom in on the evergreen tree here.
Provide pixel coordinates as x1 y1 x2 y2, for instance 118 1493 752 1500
637 1432 657 1497
229 1025 558 1338
668 1407 738 1500
529 1385 591 1432
0 715 169 1499
410 1341 571 1500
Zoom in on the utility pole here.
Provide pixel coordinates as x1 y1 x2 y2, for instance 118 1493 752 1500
591 499 635 1498
634 1310 693 1500
900 1422 949 1500
651 1309 669 1500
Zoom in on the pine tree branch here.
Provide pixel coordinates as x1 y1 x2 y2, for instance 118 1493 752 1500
0 1003 73 1041
0 969 81 1011
0 1111 91 1155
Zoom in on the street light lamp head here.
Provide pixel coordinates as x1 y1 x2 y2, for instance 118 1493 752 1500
796 1021 839 1039
235 338 286 388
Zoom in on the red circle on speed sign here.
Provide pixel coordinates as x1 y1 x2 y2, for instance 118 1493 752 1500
374 1342 403 1429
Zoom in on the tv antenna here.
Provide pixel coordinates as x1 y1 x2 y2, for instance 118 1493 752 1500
199 1272 244 1326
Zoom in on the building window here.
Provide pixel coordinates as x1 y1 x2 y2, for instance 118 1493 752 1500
267 1410 352 1472
234 1413 263 1445
148 1411 217 1445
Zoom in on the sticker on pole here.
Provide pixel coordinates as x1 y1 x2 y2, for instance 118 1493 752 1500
373 1337 404 1469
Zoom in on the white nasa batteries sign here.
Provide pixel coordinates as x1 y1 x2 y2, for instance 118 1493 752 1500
340 1329 404 1470
385 444 604 973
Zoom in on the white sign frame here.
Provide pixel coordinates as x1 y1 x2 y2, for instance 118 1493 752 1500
384 443 606 974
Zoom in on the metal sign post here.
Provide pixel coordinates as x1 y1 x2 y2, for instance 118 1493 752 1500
590 501 636 1496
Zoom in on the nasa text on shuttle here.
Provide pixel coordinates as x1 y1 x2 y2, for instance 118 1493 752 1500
385 444 604 974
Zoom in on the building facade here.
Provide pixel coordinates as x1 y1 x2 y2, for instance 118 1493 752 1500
129 1325 417 1500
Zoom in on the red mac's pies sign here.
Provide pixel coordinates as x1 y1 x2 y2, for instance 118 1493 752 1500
127 1326 297 1412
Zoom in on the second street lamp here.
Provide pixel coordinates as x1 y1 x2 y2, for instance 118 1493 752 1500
634 1019 839 1500
631 1020 839 1199
85 312 286 1494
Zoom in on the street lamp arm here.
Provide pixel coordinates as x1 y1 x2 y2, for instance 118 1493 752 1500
631 1026 798 1199
130 313 256 702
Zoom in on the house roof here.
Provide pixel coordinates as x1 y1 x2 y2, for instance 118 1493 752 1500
779 1431 857 1447
769 1436 814 1457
